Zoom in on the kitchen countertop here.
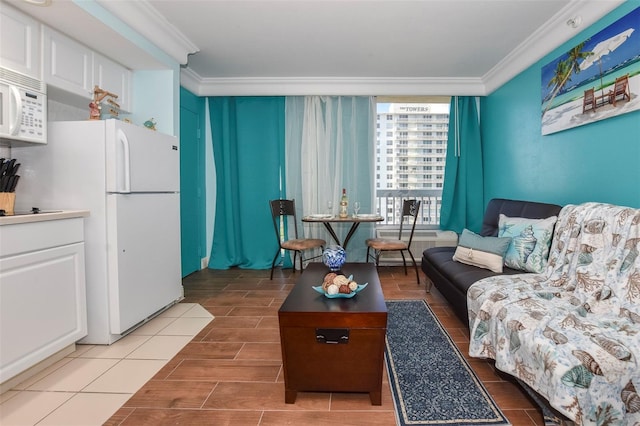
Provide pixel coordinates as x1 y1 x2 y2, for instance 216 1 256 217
0 210 89 226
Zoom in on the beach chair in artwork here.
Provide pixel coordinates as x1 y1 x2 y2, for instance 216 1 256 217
608 74 630 107
582 88 597 113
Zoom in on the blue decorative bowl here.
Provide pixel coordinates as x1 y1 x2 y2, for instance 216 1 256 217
322 245 346 271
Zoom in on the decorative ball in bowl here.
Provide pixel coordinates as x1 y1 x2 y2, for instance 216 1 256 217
322 245 346 271
312 272 368 299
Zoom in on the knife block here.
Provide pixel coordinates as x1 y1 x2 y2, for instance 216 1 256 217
0 192 15 214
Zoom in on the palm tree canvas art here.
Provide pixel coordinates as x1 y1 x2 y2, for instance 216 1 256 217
541 6 640 136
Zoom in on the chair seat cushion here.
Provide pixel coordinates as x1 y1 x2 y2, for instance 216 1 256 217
281 238 326 251
366 238 408 250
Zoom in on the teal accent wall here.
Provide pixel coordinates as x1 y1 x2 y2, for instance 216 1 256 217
180 87 206 276
482 2 640 209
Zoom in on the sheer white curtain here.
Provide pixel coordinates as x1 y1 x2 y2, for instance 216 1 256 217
285 96 376 262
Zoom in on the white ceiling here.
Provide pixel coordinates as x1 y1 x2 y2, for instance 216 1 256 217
4 0 625 96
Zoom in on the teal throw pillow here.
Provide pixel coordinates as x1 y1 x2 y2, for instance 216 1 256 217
453 229 512 273
498 214 558 273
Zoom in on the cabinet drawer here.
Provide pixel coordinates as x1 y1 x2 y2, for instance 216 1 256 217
0 217 84 257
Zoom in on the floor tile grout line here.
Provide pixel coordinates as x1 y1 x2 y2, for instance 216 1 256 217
0 303 210 426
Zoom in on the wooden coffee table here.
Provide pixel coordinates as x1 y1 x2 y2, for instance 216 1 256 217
278 262 387 405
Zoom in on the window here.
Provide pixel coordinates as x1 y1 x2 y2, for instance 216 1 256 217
375 99 450 226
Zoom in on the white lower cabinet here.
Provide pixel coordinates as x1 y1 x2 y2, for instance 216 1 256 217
0 217 87 384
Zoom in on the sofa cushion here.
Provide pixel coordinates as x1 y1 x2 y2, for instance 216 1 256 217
498 214 558 273
424 246 526 299
480 198 564 237
453 229 511 273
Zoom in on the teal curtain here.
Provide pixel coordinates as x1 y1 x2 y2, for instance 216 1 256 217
440 96 484 234
207 97 285 269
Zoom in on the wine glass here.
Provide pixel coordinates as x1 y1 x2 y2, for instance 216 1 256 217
327 200 333 216
353 201 361 217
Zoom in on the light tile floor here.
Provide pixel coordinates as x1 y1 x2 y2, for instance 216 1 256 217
0 303 214 426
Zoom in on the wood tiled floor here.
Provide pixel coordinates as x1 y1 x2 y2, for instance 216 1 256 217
106 265 546 426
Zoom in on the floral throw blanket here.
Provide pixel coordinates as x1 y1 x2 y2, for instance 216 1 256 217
468 203 640 425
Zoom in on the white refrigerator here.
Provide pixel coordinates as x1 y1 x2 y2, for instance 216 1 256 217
13 119 183 344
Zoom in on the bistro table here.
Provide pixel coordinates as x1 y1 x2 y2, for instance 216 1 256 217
302 214 383 249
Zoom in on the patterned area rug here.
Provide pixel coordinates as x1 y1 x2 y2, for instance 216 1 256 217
385 300 510 426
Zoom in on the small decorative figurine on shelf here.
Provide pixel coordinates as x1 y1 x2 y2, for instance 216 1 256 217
143 118 157 131
89 86 120 120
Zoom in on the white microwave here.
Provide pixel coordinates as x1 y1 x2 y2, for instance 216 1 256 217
0 66 47 145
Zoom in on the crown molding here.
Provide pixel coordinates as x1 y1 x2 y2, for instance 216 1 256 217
96 0 199 65
483 0 625 94
180 67 202 95
180 70 487 97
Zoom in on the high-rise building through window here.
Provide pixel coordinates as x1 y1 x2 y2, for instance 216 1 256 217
375 102 450 225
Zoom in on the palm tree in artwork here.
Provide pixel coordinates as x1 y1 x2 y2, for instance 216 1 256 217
544 60 568 104
542 41 591 117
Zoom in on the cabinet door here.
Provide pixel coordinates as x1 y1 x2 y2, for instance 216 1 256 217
0 243 87 383
94 54 131 112
42 26 93 98
0 4 40 78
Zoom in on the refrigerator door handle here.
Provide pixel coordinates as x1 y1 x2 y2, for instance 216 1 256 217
117 128 131 193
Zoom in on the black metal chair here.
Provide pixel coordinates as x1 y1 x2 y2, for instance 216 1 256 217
269 199 325 280
366 199 421 284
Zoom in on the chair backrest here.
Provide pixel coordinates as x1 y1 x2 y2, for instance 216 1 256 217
269 199 299 244
584 88 595 103
398 199 421 247
613 74 629 95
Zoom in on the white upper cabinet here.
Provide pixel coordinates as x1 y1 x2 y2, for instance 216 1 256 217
94 54 131 112
41 26 132 112
42 26 93 98
0 5 40 78
2 5 134 114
